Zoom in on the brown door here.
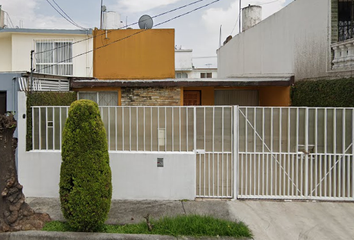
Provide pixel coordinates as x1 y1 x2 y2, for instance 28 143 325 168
183 90 201 106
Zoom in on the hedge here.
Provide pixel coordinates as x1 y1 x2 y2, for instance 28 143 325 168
291 78 354 107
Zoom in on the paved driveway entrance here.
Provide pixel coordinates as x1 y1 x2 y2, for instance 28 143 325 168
228 200 354 240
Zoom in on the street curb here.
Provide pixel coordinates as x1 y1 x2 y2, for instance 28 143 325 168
0 231 174 240
0 231 251 240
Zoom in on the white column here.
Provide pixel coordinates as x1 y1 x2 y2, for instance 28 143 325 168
338 45 348 69
345 42 354 68
332 45 341 69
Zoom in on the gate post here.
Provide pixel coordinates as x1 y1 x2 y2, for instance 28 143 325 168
305 107 309 197
233 106 239 200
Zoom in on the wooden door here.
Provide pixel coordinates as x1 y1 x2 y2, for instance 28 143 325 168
183 90 201 106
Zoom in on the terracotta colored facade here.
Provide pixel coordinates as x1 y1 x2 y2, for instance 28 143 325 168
75 28 291 107
93 29 175 80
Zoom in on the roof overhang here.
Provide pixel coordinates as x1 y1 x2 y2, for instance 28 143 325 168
71 76 294 88
21 72 96 81
0 28 92 35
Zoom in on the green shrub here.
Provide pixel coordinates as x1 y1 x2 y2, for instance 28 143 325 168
26 92 77 151
59 99 112 232
291 78 354 107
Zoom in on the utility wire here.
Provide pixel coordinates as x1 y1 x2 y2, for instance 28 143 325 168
46 0 88 30
230 11 240 36
257 0 280 5
35 0 208 55
52 0 88 30
151 0 204 19
36 0 222 73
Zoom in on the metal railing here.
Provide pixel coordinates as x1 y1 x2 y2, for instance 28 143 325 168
31 106 354 200
31 106 233 153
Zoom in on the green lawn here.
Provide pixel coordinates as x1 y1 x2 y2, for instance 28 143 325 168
43 215 252 238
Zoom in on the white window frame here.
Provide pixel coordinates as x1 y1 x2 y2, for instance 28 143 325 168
78 91 118 106
34 39 74 76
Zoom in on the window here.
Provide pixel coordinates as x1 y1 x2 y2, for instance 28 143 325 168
338 0 354 41
35 40 73 75
200 72 212 78
78 91 118 106
214 90 259 106
175 72 188 78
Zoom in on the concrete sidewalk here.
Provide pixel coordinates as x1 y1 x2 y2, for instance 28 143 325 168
1 198 354 240
227 200 354 240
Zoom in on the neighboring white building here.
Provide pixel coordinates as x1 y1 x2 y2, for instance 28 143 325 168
175 49 217 79
0 28 93 77
217 0 349 81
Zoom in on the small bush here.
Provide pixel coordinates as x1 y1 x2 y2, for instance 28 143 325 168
291 78 354 107
59 99 112 232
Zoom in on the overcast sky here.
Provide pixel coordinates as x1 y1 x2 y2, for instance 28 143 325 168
1 0 293 67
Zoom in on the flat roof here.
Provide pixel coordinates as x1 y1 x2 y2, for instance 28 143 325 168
71 76 294 88
0 28 92 35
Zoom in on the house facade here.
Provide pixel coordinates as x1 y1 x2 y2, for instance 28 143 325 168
72 28 291 107
0 28 93 77
0 28 93 123
218 0 352 81
175 49 218 79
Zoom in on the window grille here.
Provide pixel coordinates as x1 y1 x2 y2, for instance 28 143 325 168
338 0 354 41
35 40 73 75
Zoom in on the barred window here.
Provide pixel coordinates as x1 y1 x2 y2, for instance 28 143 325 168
338 0 354 41
35 40 73 75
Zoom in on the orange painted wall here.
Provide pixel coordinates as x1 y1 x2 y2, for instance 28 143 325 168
93 29 175 80
183 86 290 106
259 86 291 106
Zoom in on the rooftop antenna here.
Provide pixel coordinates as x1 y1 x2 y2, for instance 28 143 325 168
138 15 153 29
239 0 241 33
219 25 222 48
100 0 107 29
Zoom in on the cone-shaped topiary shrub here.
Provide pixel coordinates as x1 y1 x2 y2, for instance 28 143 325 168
59 99 112 232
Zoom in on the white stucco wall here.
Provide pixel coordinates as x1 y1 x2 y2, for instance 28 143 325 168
0 35 12 71
0 31 93 77
189 69 218 79
217 0 331 81
175 49 193 71
17 92 196 200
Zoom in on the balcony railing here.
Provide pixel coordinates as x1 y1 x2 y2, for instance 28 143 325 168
331 38 354 70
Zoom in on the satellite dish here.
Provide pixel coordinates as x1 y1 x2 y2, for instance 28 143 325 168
138 15 153 29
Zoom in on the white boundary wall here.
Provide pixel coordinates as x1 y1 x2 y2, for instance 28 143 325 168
17 92 196 200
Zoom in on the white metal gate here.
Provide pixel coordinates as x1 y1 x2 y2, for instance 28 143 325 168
237 107 354 201
31 105 354 201
195 107 235 198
